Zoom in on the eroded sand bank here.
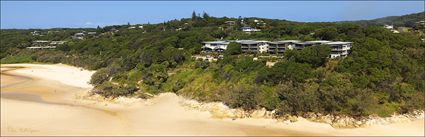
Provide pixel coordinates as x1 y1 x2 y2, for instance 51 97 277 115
1 64 424 136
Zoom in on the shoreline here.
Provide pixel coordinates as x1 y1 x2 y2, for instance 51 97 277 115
1 63 424 136
180 97 424 128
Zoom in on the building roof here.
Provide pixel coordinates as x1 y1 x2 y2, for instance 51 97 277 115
202 41 230 44
304 40 331 44
50 41 67 44
75 32 85 36
269 40 300 44
33 40 50 43
240 26 252 29
327 41 353 45
236 40 259 44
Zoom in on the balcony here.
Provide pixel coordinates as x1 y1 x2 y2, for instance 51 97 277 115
331 47 350 51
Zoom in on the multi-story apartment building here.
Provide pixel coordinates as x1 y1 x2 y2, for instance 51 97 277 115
294 40 331 50
201 41 229 53
201 40 353 59
268 40 299 54
327 41 353 59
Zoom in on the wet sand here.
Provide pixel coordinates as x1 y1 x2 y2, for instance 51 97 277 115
1 64 424 136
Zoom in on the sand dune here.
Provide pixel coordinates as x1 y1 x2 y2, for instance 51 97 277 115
1 64 424 136
2 63 94 88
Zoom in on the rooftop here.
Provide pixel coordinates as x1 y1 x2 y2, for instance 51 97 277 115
304 40 331 44
236 40 259 44
327 41 353 45
269 40 301 44
33 40 49 43
202 41 230 44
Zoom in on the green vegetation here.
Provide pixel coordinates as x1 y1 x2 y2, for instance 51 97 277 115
346 11 424 27
1 12 424 117
0 54 33 64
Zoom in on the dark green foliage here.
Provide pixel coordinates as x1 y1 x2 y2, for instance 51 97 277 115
286 45 331 67
314 27 338 40
223 86 258 110
90 68 110 85
93 82 138 98
256 61 313 85
224 42 241 55
348 11 424 27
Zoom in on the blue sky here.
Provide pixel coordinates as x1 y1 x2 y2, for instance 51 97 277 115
1 1 424 29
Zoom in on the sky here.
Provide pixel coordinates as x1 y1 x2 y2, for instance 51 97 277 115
1 1 424 29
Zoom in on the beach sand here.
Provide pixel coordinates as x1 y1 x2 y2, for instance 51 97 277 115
1 64 424 136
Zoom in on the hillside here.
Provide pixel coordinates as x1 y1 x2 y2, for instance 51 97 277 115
347 11 424 27
1 12 424 118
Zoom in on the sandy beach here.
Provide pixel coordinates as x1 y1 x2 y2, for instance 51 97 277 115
1 63 424 136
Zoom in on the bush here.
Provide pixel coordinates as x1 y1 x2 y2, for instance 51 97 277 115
0 55 33 64
92 82 139 98
224 42 241 55
222 86 258 110
90 68 110 85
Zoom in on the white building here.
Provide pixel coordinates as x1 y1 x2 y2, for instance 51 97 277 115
202 40 353 59
236 40 261 53
201 41 230 53
27 40 56 50
50 41 67 45
327 42 353 59
30 31 40 36
383 25 401 33
257 41 269 53
241 26 261 32
294 40 331 50
73 32 85 40
268 40 300 54
224 21 236 26
384 25 394 29
87 32 97 35
26 46 56 50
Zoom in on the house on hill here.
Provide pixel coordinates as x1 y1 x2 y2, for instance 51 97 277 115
27 40 56 50
200 40 353 59
201 41 230 53
294 40 331 50
224 21 236 26
72 32 85 40
236 40 262 53
50 41 67 45
327 42 353 59
268 40 300 54
241 26 261 33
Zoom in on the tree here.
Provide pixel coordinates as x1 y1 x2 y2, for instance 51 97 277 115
191 11 197 21
202 12 210 19
224 42 242 55
288 45 331 67
315 27 338 40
